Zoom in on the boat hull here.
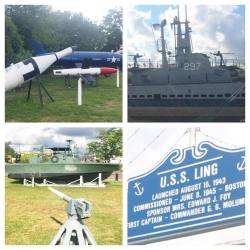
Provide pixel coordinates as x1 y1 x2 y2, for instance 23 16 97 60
6 163 120 182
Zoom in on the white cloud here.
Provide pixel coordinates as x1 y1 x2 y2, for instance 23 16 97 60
216 32 225 43
127 7 159 63
190 5 244 59
5 127 100 152
128 5 245 65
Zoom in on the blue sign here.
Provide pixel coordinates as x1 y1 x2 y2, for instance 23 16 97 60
128 141 245 244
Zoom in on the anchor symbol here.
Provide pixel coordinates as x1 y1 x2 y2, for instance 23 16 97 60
237 156 245 171
133 182 144 196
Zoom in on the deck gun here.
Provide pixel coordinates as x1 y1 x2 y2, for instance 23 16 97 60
48 187 96 245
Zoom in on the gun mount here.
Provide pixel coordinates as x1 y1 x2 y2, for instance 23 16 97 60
49 187 96 245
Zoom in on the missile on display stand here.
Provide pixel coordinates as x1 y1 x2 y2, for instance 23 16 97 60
5 47 73 92
53 67 117 76
53 67 118 106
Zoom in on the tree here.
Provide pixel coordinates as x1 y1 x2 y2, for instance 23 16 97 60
19 152 38 163
5 15 31 65
87 128 122 162
5 142 16 156
100 8 123 51
5 5 123 66
5 142 16 162
5 5 105 66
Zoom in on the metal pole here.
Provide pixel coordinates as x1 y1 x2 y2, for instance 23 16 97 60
78 77 82 106
98 173 102 187
80 175 84 187
177 5 180 21
185 5 187 22
116 68 120 88
160 20 167 68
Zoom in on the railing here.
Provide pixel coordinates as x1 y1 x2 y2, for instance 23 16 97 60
210 58 244 68
128 58 245 69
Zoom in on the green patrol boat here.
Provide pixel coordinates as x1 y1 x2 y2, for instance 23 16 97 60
6 142 120 182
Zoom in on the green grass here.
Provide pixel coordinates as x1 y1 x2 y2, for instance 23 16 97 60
5 73 122 122
5 178 122 245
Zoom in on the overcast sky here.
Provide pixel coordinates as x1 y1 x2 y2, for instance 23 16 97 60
5 127 104 152
50 0 120 23
127 126 245 179
128 5 245 64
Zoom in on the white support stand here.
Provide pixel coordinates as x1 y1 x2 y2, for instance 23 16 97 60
98 173 102 187
24 177 36 187
78 77 82 106
116 68 120 88
22 174 105 188
32 177 35 187
80 175 84 187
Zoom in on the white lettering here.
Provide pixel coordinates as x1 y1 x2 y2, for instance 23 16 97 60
225 181 245 191
170 207 206 220
194 163 218 180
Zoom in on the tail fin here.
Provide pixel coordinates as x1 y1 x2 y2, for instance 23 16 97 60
29 39 47 56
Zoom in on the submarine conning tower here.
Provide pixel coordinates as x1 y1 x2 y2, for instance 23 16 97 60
165 5 211 70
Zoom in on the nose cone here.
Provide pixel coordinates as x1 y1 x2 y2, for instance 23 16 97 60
100 67 117 75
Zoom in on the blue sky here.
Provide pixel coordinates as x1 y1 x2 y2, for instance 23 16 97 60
136 4 245 19
235 5 245 16
136 5 170 24
128 5 245 64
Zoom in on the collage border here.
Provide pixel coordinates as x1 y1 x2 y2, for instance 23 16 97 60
1 0 249 248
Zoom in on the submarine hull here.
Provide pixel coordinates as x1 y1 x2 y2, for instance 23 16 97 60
128 79 245 121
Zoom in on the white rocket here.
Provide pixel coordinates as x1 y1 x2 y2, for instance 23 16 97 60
5 47 73 92
53 67 117 76
53 67 118 106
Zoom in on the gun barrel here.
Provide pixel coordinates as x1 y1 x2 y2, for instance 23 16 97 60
48 187 72 202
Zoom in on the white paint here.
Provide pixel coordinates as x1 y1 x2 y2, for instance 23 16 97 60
5 47 73 92
157 156 223 175
117 68 120 88
64 165 77 171
54 67 101 76
78 77 82 106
